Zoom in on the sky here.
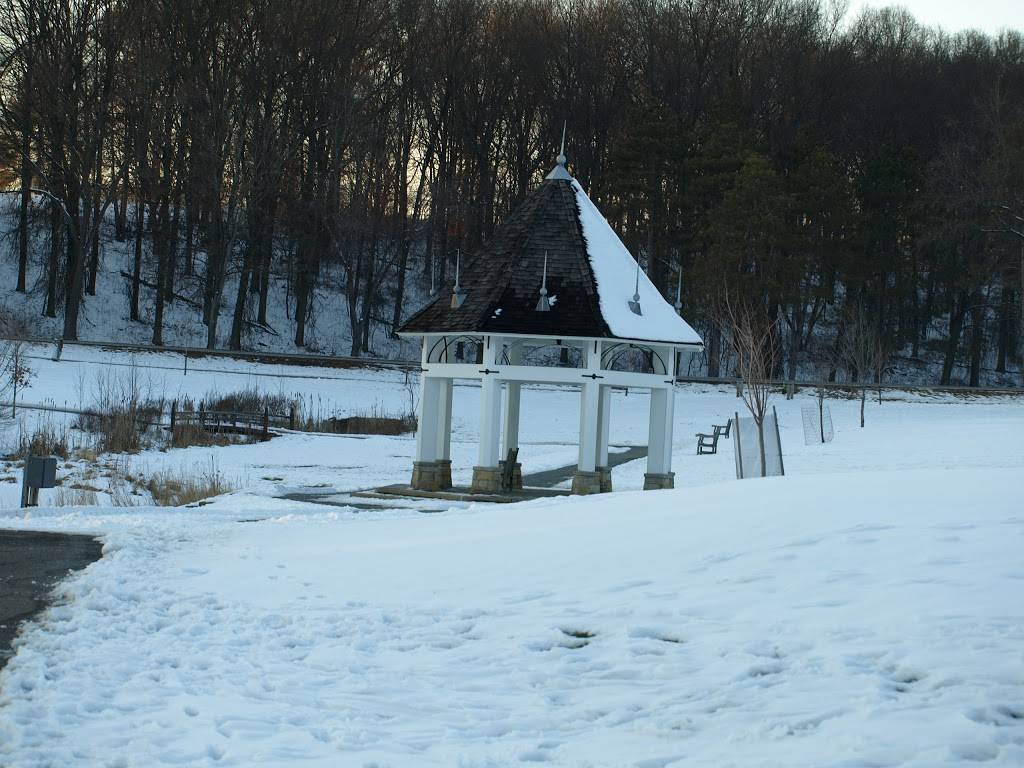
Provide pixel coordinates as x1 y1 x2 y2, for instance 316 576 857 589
847 0 1022 35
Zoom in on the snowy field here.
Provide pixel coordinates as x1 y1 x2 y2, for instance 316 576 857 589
0 347 1023 766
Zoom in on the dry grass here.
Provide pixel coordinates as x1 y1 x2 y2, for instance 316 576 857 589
55 487 99 506
11 423 70 460
325 413 417 436
170 423 239 449
146 460 233 507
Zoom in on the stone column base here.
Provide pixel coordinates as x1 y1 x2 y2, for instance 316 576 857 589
471 466 502 494
436 459 453 490
571 470 602 495
411 461 443 491
643 472 675 490
498 460 523 490
597 466 613 494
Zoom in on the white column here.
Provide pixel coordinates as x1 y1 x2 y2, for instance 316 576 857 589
436 377 453 461
597 384 612 468
577 342 601 473
502 382 521 458
646 386 669 475
661 384 675 474
415 376 442 463
477 336 503 468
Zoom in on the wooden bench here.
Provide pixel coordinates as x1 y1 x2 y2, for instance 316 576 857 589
500 447 519 491
696 420 732 455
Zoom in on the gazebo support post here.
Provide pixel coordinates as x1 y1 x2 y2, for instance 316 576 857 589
596 384 612 492
472 336 504 493
572 342 603 495
500 381 522 490
411 375 444 490
643 385 676 490
435 377 454 489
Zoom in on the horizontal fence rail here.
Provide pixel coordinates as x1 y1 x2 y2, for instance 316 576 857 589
1 334 1021 396
0 334 420 372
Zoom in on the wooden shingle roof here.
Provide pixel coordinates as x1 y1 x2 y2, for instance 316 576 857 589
399 170 703 346
399 178 609 339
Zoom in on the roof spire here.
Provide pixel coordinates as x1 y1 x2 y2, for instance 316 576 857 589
545 122 572 181
536 251 551 311
628 259 643 315
450 248 466 308
674 269 683 315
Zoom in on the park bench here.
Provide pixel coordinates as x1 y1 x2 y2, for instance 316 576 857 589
696 420 732 455
500 447 520 491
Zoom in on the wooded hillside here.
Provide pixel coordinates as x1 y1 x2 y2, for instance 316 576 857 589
0 0 1021 384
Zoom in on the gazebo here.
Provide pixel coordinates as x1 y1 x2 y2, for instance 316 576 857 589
397 148 702 495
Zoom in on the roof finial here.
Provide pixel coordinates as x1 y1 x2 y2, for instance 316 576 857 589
674 269 683 315
536 251 551 312
450 248 466 308
545 122 572 181
628 259 643 315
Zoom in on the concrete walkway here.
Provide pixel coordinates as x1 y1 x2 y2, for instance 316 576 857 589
521 445 647 488
282 444 649 510
0 530 102 669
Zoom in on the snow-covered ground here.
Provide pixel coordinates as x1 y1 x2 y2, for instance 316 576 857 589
1 348 1023 766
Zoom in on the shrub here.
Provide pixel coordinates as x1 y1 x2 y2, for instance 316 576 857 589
76 365 165 454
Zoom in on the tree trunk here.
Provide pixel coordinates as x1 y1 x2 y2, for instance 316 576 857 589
131 198 143 321
62 200 85 341
17 130 31 294
860 387 865 428
757 419 766 477
707 323 720 377
968 296 984 387
940 292 966 385
86 146 102 296
44 201 61 318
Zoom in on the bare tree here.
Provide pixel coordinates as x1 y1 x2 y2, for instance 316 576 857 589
0 341 34 416
838 304 889 427
721 295 781 477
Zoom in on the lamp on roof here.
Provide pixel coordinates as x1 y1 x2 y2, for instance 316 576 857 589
628 259 643 316
536 251 551 312
450 249 466 308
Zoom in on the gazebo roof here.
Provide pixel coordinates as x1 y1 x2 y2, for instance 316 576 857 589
398 161 703 347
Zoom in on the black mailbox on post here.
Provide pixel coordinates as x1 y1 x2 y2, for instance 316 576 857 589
21 456 58 508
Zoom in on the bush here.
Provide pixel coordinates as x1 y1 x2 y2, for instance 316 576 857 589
200 386 293 417
76 365 165 454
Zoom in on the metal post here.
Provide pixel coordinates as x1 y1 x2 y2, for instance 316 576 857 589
263 407 269 439
734 410 743 479
773 405 785 476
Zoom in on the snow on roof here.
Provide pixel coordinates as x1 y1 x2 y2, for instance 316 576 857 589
571 179 703 346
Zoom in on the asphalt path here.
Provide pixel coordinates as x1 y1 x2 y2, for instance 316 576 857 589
0 530 102 669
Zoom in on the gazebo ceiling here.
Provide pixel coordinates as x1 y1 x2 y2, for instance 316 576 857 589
398 162 703 348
